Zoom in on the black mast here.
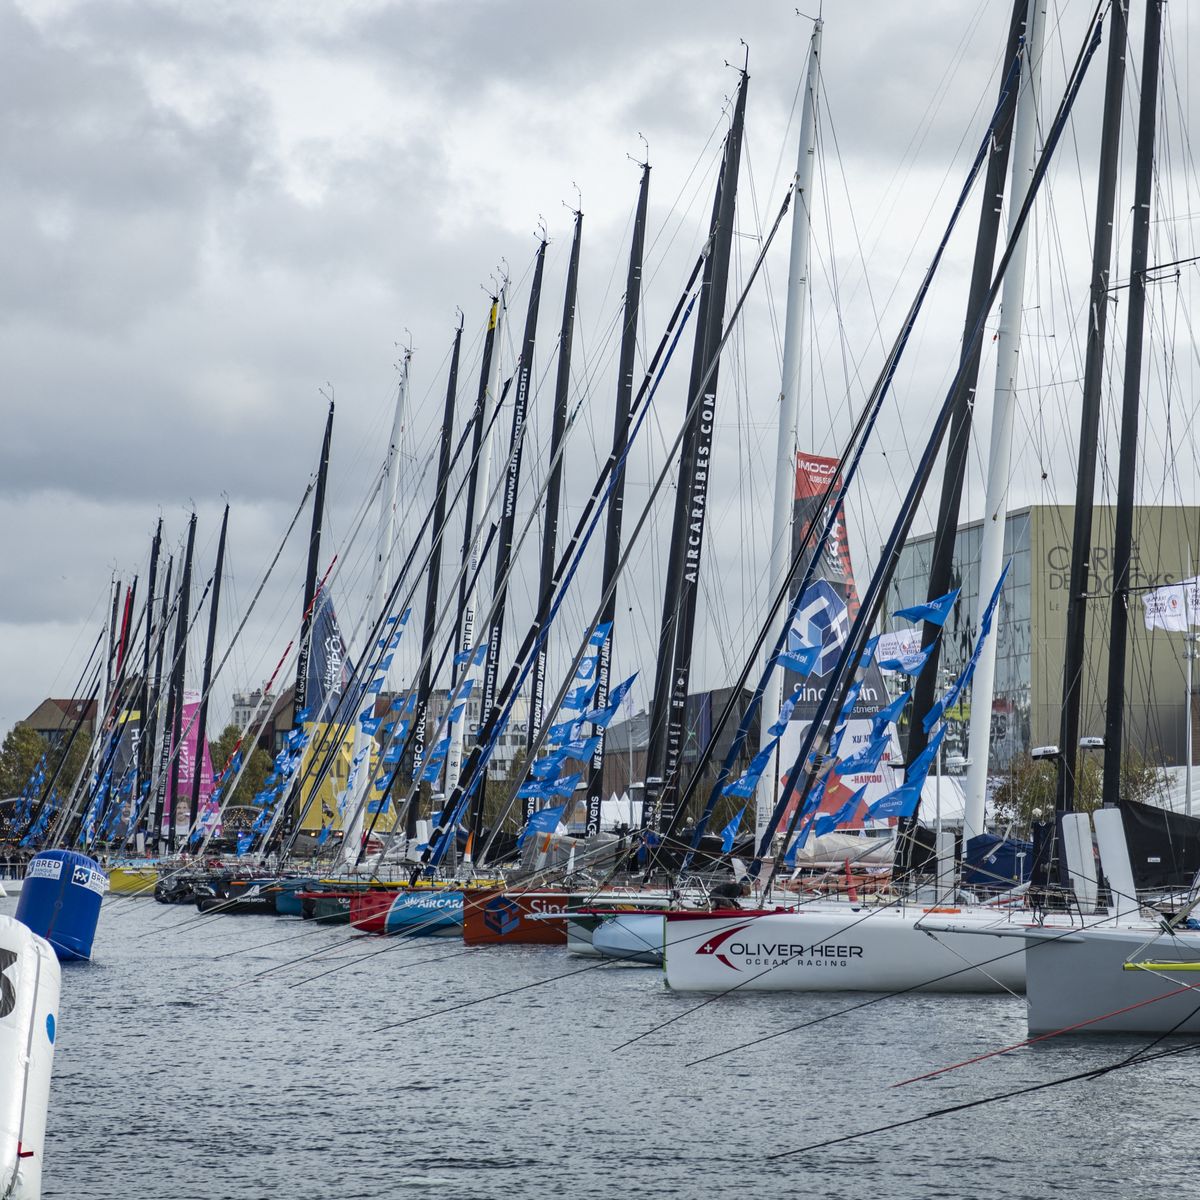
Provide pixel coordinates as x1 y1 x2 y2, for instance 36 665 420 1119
1103 0 1162 807
586 162 650 834
473 240 548 839
287 401 334 837
524 209 583 816
643 74 748 835
188 503 229 837
134 519 162 818
164 512 197 854
1056 0 1129 819
147 553 174 845
410 323 464 788
898 0 1027 863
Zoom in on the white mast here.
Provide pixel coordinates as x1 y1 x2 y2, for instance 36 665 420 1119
756 19 822 845
445 287 506 796
341 349 411 867
962 0 1046 845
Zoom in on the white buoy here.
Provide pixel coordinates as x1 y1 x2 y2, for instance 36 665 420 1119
0 915 60 1199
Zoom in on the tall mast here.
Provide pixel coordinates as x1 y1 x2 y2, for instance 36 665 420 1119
643 71 748 835
756 21 822 845
286 401 335 839
164 512 197 854
445 290 505 797
1056 0 1128 817
146 553 174 845
585 162 650 834
188 502 229 837
904 0 1027 777
135 519 162 809
1103 0 1163 807
962 0 1047 844
411 326 463 783
473 240 548 837
525 209 583 812
294 401 335 721
340 356 409 865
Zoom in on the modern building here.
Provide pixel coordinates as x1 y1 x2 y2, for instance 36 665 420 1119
890 504 1200 771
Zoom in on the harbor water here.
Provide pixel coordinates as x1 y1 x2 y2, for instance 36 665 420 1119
11 892 1193 1199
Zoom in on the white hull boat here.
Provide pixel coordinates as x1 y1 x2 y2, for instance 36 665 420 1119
0 915 60 1199
663 905 1027 994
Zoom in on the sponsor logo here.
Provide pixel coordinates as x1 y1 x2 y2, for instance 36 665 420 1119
695 924 864 971
796 579 850 677
484 896 521 937
27 858 63 881
71 866 107 896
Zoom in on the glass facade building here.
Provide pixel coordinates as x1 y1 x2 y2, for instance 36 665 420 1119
890 505 1200 773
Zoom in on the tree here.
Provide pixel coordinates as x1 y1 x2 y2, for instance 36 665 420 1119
209 724 273 807
992 748 1165 835
0 724 49 799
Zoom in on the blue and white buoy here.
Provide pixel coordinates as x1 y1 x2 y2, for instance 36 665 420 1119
15 851 107 962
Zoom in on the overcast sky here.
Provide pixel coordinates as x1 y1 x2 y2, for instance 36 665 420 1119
3 0 1198 739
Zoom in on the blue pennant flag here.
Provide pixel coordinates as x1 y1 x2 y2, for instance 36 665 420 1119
451 677 476 703
839 680 863 720
517 803 567 848
546 718 584 746
383 743 402 765
777 621 821 676
294 706 313 723
814 785 869 837
360 715 381 735
872 689 911 737
517 779 550 800
834 733 890 776
530 747 569 780
865 779 922 822
859 634 881 668
582 673 637 729
236 833 254 855
723 739 779 799
562 681 599 712
562 736 600 762
366 677 385 695
878 642 936 677
768 694 798 737
454 642 489 669
548 772 582 799
720 805 745 853
446 703 466 725
893 587 960 628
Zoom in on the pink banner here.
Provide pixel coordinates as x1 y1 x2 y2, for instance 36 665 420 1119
164 691 220 834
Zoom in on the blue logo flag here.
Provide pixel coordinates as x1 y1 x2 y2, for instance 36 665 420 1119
893 587 959 628
866 780 922 822
720 805 745 853
530 747 569 781
517 803 567 848
872 689 911 737
446 703 466 725
814 785 869 837
546 718 583 746
454 643 488 669
562 736 600 762
236 833 254 855
768 694 798 737
834 732 890 776
548 772 582 799
294 706 313 723
878 642 936 677
859 634 881 668
360 715 381 735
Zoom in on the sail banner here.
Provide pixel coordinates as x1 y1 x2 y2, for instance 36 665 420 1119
778 451 898 823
